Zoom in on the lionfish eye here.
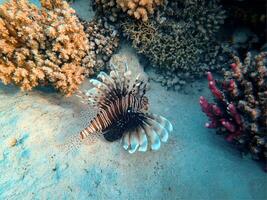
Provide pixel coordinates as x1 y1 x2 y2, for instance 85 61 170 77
127 107 132 113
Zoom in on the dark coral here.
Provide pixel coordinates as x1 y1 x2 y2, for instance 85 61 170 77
122 0 228 90
80 18 120 75
221 0 266 55
200 52 267 171
92 0 122 23
222 0 266 38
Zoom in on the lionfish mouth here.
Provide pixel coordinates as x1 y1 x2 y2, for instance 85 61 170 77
73 61 173 154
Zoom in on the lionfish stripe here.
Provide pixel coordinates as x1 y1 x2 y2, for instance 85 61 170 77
120 97 125 113
134 96 139 111
115 99 121 114
97 114 105 129
110 103 118 120
80 129 89 139
129 95 134 108
95 117 102 131
106 106 115 123
121 96 126 114
100 110 111 127
88 122 97 133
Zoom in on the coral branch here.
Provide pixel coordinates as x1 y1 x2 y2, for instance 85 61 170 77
0 0 91 96
199 52 267 171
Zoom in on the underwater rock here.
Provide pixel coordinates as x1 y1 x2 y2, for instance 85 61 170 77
0 0 92 96
63 61 173 153
199 52 267 171
122 0 228 90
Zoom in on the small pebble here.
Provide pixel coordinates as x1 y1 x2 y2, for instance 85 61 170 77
8 138 17 147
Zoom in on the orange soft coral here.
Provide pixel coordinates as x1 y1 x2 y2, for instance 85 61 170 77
117 0 164 21
93 0 164 22
0 0 90 96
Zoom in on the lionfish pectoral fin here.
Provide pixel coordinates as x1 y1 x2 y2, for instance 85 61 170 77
145 124 161 151
136 127 148 152
146 114 173 142
128 131 139 154
122 132 130 150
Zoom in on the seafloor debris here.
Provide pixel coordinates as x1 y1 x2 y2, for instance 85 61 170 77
122 0 228 90
0 0 91 96
199 52 267 171
92 0 165 22
80 18 120 74
63 61 173 153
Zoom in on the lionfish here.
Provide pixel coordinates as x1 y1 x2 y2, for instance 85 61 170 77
64 62 173 153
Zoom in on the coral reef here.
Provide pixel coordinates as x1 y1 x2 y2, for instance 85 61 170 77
117 0 164 22
80 18 120 74
64 61 173 153
222 0 266 55
122 0 228 90
92 0 164 22
92 0 121 22
199 52 267 171
0 0 91 96
222 0 266 34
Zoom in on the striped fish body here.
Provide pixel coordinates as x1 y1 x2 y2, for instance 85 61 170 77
72 61 172 153
79 94 148 142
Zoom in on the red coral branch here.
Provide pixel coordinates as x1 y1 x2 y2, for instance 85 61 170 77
199 52 267 171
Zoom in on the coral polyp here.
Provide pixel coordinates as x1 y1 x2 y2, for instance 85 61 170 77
70 62 173 153
200 52 267 171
